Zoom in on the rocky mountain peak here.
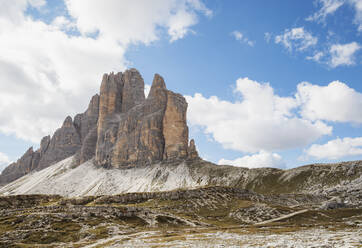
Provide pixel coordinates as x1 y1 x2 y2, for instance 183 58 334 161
121 68 145 112
62 116 73 128
0 69 199 185
148 73 166 99
86 94 100 116
188 139 199 160
95 69 196 168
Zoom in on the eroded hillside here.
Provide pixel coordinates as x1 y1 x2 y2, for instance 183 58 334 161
0 186 361 247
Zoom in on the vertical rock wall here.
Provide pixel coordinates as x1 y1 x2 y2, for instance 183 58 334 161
0 69 199 185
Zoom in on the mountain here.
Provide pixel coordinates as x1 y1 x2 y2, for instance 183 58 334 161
0 69 361 247
0 155 361 201
0 69 361 198
0 69 198 186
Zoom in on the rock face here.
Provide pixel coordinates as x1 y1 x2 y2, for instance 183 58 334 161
95 72 124 167
74 94 100 164
74 94 100 143
37 116 82 170
0 69 198 185
95 71 193 167
187 139 199 160
162 90 189 160
0 148 35 185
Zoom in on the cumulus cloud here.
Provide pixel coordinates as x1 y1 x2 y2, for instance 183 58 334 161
231 30 254 46
218 151 285 169
0 0 45 24
0 14 127 142
304 137 362 159
275 27 318 52
304 43 360 68
65 0 212 44
0 152 11 172
0 0 210 142
186 77 332 153
306 0 345 23
329 42 361 67
51 16 76 31
297 80 362 123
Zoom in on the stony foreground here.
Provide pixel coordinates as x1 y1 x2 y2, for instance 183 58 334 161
0 186 361 247
84 228 361 248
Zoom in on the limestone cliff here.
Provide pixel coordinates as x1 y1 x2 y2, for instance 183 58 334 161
37 116 82 170
0 69 199 185
95 70 193 167
74 94 100 164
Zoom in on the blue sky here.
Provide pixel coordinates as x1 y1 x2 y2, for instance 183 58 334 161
0 0 362 170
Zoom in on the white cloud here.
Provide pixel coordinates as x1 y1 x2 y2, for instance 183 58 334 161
232 30 243 40
264 32 272 43
329 42 361 67
0 17 127 142
350 0 362 31
186 77 332 153
51 16 76 31
275 27 318 52
231 30 255 47
218 151 285 169
144 84 151 98
0 152 10 172
0 0 44 25
306 51 324 62
306 0 345 23
307 0 362 32
297 80 362 123
65 0 211 44
304 137 362 159
304 43 360 68
0 0 210 142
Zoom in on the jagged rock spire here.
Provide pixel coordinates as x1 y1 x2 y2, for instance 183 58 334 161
121 68 145 112
148 73 166 98
0 69 199 185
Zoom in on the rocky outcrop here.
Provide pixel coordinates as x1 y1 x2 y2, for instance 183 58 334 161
37 116 82 170
108 74 166 167
95 72 124 167
0 148 35 185
74 94 100 164
0 134 53 185
188 139 199 160
74 94 100 143
163 90 189 160
95 70 195 168
121 69 145 113
0 68 199 185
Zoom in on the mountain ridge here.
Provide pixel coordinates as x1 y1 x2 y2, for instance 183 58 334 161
1 155 360 200
0 69 199 186
1 69 361 203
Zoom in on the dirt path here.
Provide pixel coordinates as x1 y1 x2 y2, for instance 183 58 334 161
254 209 309 226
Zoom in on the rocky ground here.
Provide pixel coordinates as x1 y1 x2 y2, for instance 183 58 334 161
0 186 361 247
1 68 361 247
1 156 362 200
